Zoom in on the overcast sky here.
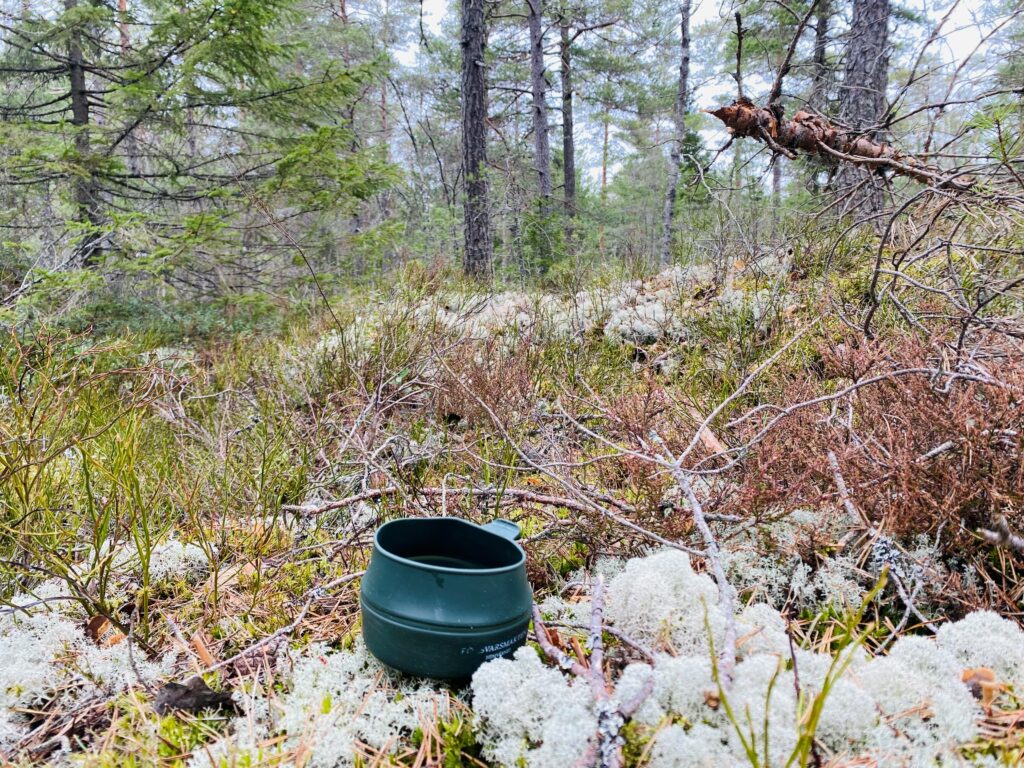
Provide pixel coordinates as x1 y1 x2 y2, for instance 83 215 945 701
404 0 992 65
396 0 1000 185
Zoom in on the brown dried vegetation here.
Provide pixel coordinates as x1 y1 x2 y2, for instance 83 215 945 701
725 334 1023 551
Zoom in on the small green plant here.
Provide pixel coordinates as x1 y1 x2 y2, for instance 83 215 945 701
0 331 172 640
786 573 889 767
709 574 889 768
440 713 481 768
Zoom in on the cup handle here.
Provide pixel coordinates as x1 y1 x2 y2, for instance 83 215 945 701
481 519 522 541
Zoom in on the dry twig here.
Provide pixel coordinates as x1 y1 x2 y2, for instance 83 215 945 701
532 578 654 768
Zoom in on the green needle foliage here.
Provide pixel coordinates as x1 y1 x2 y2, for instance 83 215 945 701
0 0 392 329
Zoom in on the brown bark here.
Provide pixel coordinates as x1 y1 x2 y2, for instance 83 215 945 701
527 0 552 207
601 109 609 196
836 0 890 213
527 0 553 266
559 17 575 233
461 0 492 277
118 0 130 51
706 99 972 192
772 159 782 209
839 0 889 133
599 108 609 255
379 0 391 220
809 0 831 111
117 0 142 177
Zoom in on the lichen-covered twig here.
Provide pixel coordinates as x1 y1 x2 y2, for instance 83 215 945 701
545 620 656 662
979 514 1024 553
587 579 608 700
283 485 625 521
651 432 738 688
532 578 654 768
828 450 874 532
532 604 589 677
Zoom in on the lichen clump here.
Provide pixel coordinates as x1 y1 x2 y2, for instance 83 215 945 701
470 550 1024 767
0 594 173 753
191 642 453 768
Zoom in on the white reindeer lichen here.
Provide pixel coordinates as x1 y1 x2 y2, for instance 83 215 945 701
192 641 450 768
648 723 732 768
471 646 596 768
936 610 1024 687
0 602 172 751
470 550 1008 767
603 549 721 655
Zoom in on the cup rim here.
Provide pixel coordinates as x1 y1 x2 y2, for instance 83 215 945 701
373 516 526 575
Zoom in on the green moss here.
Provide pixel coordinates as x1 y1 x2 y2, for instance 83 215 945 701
440 714 482 767
620 719 653 766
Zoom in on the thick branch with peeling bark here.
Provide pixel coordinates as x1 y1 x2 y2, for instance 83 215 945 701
706 99 973 192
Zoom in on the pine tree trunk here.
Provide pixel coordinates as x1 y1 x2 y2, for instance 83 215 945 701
118 0 142 178
601 113 609 197
461 0 492 277
599 107 609 255
658 0 691 266
559 17 575 240
379 0 391 222
66 0 103 266
806 0 831 194
527 0 552 212
809 0 831 111
772 158 782 231
836 0 890 215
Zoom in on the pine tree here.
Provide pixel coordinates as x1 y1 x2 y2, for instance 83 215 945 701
0 0 389 293
460 0 492 277
836 0 891 215
658 0 691 266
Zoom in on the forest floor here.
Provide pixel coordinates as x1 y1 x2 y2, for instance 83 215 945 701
2 245 1023 767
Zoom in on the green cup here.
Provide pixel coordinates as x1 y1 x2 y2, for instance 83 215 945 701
360 517 532 680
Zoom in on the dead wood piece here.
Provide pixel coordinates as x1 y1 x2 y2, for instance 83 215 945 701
85 615 126 648
16 697 110 761
979 514 1024 553
153 676 237 716
283 485 601 517
706 99 973 192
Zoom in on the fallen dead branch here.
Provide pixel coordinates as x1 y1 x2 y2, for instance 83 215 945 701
203 571 364 676
980 514 1024 554
283 485 621 519
706 98 974 192
651 432 738 688
285 481 708 557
